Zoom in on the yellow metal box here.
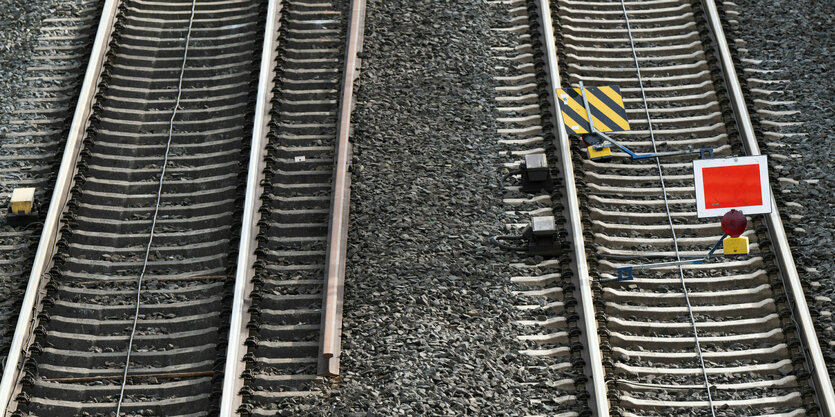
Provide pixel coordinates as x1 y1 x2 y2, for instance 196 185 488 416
10 187 35 215
722 236 749 255
587 145 612 161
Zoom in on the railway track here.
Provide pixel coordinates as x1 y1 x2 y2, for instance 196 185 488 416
0 0 361 414
0 0 828 414
492 0 834 415
1 0 265 413
220 0 362 414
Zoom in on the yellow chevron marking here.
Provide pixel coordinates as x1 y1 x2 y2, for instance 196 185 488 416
564 94 613 132
585 89 630 131
598 86 627 110
561 113 588 134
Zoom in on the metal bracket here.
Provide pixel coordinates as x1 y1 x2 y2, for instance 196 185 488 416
617 267 633 281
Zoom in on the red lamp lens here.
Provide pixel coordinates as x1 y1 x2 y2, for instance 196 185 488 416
721 209 747 238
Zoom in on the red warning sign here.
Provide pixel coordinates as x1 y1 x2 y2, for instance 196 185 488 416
693 155 772 218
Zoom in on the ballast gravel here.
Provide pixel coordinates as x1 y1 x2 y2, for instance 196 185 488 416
0 1 58 124
732 0 835 380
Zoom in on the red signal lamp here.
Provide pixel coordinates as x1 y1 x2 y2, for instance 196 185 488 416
721 209 747 237
721 209 749 255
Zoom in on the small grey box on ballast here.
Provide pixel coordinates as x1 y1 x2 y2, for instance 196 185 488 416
531 216 556 237
525 153 549 182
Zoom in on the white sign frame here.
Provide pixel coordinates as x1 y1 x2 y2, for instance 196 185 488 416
693 155 772 218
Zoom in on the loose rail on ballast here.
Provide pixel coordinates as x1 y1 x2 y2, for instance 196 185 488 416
319 0 366 378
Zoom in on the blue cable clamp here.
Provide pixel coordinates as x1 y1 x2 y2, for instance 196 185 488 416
617 266 634 281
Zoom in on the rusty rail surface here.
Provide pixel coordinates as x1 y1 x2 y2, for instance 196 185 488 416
0 0 122 413
318 0 367 377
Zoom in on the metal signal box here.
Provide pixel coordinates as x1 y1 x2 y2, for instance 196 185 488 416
587 145 612 161
528 216 561 257
10 188 36 216
524 154 549 182
520 153 553 192
531 216 556 237
722 236 749 255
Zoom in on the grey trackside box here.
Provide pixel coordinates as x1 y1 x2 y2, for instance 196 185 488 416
531 216 556 237
524 153 549 182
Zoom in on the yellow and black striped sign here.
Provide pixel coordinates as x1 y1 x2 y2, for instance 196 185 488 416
556 86 630 135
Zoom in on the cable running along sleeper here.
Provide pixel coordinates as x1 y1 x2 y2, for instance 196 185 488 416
617 0 717 414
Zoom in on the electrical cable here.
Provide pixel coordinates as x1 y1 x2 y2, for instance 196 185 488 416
619 1 717 414
490 227 530 252
490 235 527 252
115 0 197 414
499 170 519 190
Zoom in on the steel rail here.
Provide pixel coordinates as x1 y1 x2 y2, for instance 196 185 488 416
218 0 282 414
318 0 365 377
535 0 609 415
699 0 835 413
0 0 122 413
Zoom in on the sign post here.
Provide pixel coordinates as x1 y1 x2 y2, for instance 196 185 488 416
556 82 713 161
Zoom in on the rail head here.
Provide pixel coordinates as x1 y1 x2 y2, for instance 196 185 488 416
218 0 282 415
0 0 123 414
318 0 366 377
534 0 610 415
699 0 835 414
